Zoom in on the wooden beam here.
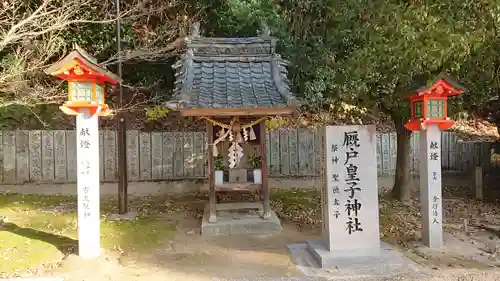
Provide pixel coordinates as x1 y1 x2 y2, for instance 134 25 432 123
180 107 295 117
216 202 264 211
200 182 262 193
260 120 270 219
206 120 217 223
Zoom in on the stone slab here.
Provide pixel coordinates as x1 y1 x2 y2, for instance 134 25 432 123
307 240 380 267
216 202 264 211
201 205 282 236
287 242 429 280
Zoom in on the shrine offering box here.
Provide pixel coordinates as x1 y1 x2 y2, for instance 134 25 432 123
229 169 248 183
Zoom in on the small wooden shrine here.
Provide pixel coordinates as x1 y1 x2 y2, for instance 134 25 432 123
167 23 297 225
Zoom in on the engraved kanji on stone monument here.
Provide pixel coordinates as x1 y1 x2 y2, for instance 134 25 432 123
319 125 380 255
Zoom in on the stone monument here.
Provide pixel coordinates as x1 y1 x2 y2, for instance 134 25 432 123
308 125 381 267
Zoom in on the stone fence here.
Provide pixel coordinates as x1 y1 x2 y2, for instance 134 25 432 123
0 129 486 184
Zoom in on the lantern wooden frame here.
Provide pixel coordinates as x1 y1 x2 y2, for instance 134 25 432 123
403 75 466 131
44 45 121 116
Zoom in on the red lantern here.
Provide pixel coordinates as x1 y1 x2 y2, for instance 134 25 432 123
403 74 466 131
44 45 121 116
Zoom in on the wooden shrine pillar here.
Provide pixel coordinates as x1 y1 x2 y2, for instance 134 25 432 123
260 120 270 219
206 120 217 222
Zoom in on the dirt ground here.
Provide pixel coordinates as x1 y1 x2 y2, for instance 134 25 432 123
50 221 321 281
393 173 500 271
44 188 323 281
7 174 500 280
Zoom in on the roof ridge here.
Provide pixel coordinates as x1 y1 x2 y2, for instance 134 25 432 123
167 31 297 114
270 54 297 107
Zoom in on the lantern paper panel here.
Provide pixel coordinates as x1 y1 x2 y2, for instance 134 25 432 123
426 100 445 119
70 82 93 102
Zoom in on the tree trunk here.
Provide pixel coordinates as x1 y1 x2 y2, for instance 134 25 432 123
391 116 412 201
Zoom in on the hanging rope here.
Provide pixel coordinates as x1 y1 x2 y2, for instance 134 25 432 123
211 118 235 156
201 116 266 130
203 116 267 169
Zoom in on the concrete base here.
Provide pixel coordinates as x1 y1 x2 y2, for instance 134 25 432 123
306 240 382 268
106 211 138 221
287 241 428 280
201 205 282 236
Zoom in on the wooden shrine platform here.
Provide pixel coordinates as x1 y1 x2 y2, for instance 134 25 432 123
199 182 261 193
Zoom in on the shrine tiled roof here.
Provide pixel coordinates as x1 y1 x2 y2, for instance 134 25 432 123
167 23 297 110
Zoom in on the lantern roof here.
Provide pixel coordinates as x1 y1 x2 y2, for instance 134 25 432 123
166 22 298 117
44 44 122 84
402 73 466 99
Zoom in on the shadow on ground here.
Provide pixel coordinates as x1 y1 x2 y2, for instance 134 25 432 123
0 222 78 256
4 174 498 280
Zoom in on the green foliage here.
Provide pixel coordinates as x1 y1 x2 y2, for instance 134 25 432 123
145 105 171 121
195 0 283 37
0 0 188 129
3 0 500 130
0 104 67 130
62 22 136 59
309 0 489 118
452 2 500 118
213 155 224 170
207 0 494 118
265 117 287 130
0 106 29 129
247 154 261 169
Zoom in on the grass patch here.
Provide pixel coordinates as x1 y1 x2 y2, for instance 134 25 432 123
271 188 319 208
0 193 176 277
378 195 421 247
101 218 176 251
271 188 321 227
269 188 420 246
0 188 423 277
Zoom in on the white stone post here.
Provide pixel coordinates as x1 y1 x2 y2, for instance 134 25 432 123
419 123 443 248
76 108 101 259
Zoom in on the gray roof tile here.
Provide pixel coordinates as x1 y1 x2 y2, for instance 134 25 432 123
170 32 296 110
